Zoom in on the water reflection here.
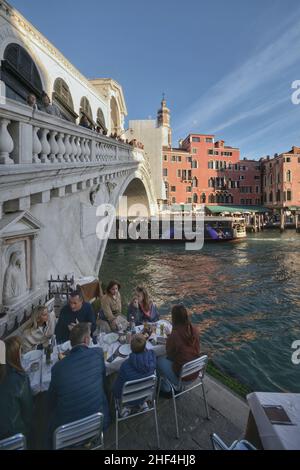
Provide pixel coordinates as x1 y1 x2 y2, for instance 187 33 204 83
100 231 300 392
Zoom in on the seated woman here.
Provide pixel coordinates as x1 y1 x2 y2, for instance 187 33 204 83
0 337 33 441
99 281 128 332
127 287 160 326
157 305 200 396
21 305 56 354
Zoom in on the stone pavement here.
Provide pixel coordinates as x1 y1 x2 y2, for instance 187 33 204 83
104 385 245 451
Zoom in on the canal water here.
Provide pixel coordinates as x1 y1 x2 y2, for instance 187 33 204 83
99 231 300 393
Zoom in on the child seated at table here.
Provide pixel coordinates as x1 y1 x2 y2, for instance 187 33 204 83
113 334 156 417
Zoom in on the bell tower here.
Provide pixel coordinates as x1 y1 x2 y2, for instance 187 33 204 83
157 94 172 147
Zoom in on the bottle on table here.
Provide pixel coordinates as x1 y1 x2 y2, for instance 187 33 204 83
130 315 136 334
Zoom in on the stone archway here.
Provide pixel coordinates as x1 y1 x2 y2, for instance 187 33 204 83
117 178 151 218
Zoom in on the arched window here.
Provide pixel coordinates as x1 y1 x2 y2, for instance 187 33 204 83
193 194 198 204
209 194 215 204
192 177 198 188
192 160 198 169
276 190 281 202
53 78 77 122
97 108 107 132
286 170 292 183
269 192 273 203
80 97 94 125
1 43 43 103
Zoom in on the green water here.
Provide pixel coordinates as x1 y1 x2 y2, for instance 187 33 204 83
99 231 300 393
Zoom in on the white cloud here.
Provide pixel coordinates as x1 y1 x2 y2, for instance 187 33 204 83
174 9 300 138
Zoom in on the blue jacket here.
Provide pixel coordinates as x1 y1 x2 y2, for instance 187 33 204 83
55 302 96 344
48 345 110 442
113 350 156 404
127 302 160 326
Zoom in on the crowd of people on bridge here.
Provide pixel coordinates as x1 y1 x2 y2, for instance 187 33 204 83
26 93 144 148
0 281 202 449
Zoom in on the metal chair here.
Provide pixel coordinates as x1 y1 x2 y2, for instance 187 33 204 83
53 412 104 450
211 433 257 450
0 434 26 450
158 355 210 439
115 374 160 450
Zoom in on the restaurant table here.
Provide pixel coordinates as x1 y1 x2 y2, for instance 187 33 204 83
246 392 300 450
26 340 166 395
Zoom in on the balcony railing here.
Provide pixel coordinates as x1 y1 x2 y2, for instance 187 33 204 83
0 99 135 166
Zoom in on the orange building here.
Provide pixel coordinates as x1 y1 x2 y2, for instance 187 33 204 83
261 146 300 209
163 133 262 206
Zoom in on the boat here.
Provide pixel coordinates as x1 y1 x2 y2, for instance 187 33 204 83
113 216 247 243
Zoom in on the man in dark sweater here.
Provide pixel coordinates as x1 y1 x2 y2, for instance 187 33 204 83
55 291 96 344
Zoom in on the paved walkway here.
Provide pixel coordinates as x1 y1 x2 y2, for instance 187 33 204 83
104 382 247 450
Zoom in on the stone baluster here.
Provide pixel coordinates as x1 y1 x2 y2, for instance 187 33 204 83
32 126 42 163
85 139 91 161
39 128 50 163
70 135 77 162
0 118 14 164
80 138 86 162
49 131 59 163
56 133 65 162
63 134 72 162
76 135 81 162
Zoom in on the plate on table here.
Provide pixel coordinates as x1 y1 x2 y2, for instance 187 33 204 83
119 344 131 357
156 320 172 335
59 341 71 352
22 349 43 371
104 333 119 345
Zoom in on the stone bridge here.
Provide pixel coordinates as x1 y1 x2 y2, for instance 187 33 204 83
0 99 157 335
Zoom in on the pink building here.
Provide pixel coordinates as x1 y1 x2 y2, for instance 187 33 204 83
261 146 300 209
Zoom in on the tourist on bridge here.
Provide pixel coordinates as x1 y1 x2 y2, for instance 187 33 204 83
21 305 56 354
79 114 93 129
113 334 156 417
99 281 128 332
0 337 33 441
127 286 160 325
26 93 38 110
39 92 62 118
157 305 200 397
47 323 110 447
55 291 96 344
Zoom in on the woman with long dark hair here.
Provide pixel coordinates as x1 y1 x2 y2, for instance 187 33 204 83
127 286 160 325
157 305 201 396
0 336 33 440
100 280 128 332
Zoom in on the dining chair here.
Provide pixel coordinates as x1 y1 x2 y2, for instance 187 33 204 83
115 374 160 450
53 412 104 450
157 354 210 439
0 434 26 450
211 433 257 450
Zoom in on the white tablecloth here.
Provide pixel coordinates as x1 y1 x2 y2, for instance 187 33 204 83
247 392 300 450
27 342 166 395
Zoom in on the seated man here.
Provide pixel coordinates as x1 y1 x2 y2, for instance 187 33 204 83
113 334 156 417
47 323 110 447
55 291 96 344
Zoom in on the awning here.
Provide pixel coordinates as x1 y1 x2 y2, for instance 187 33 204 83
206 205 269 214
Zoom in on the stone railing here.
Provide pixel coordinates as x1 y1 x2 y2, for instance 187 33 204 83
0 99 133 166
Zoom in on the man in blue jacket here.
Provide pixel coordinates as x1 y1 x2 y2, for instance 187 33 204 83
113 334 156 417
55 291 96 344
48 323 110 447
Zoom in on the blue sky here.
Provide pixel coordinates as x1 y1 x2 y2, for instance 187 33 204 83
10 0 300 159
